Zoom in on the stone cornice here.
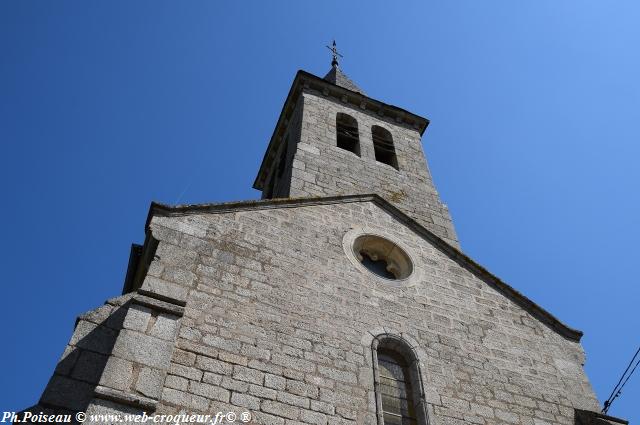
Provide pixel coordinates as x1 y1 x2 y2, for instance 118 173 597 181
146 194 585 342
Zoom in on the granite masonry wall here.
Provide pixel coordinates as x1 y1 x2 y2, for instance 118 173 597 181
47 198 598 424
24 291 184 419
24 67 619 425
262 89 459 248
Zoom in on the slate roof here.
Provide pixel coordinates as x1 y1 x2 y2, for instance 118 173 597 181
323 65 367 95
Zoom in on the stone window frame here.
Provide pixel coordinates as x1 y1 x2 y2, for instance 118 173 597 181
342 227 424 288
362 330 431 425
335 112 361 157
371 125 399 170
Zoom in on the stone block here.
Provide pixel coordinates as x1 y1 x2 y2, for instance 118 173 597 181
233 365 264 385
161 387 192 407
231 392 260 410
190 382 230 403
71 350 108 384
261 400 300 420
135 367 164 399
123 305 152 332
40 375 94 411
149 313 179 341
53 345 80 376
112 330 174 369
220 376 249 392
172 349 196 366
196 356 233 375
99 356 134 391
70 321 117 355
165 375 188 391
276 391 309 409
265 373 286 391
139 276 188 305
169 363 203 381
300 409 328 425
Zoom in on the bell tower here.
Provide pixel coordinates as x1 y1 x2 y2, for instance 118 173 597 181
254 45 459 247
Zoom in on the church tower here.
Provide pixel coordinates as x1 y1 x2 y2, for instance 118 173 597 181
254 48 458 247
22 47 626 425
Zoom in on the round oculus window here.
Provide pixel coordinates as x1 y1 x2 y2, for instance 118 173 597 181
352 235 413 280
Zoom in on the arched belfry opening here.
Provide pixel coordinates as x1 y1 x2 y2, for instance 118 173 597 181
372 335 429 425
336 113 360 156
372 126 398 170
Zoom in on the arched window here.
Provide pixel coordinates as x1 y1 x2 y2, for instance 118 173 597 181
336 113 360 156
372 335 428 425
372 126 398 170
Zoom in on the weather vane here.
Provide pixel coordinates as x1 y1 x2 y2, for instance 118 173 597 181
326 40 343 67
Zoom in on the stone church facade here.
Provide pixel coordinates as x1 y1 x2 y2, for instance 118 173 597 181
24 61 628 425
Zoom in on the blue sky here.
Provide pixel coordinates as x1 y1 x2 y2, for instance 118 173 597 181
1 1 638 419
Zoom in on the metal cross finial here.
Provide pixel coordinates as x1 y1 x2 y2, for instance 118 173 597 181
326 40 343 67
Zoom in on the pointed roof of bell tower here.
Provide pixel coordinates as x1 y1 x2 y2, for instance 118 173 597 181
323 41 366 95
323 66 366 95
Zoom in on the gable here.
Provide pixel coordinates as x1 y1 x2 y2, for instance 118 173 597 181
144 194 582 343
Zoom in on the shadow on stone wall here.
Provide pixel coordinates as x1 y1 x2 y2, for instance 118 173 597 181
19 296 132 421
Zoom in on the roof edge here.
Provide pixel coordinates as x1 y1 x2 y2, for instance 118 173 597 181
145 194 584 342
575 409 628 425
298 71 430 130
